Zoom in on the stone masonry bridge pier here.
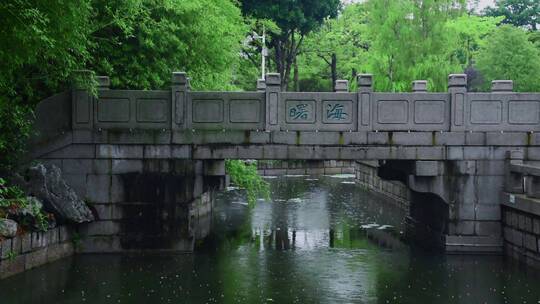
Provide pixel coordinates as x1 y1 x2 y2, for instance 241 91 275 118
30 71 540 254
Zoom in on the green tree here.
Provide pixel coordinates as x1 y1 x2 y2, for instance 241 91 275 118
446 15 503 67
0 0 90 100
89 0 247 90
476 25 540 92
484 0 539 30
241 0 341 90
365 0 466 92
0 0 91 173
299 3 369 91
445 15 503 91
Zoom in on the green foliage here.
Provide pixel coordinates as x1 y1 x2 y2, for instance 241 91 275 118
484 0 540 31
365 0 466 92
0 100 34 174
6 250 18 261
88 0 247 91
0 178 50 232
0 0 91 173
446 15 503 67
476 25 540 92
241 0 341 89
298 3 369 91
0 0 91 101
225 160 270 207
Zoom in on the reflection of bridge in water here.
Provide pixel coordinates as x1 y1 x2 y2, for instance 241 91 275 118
31 71 540 254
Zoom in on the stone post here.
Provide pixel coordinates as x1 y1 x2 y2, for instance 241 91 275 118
71 70 94 130
334 80 349 92
505 150 524 194
491 80 513 92
265 73 281 131
171 72 189 130
412 80 428 92
96 76 110 90
357 74 373 131
257 79 266 92
448 74 467 131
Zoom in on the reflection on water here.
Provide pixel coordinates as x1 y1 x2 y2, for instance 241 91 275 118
1 175 540 304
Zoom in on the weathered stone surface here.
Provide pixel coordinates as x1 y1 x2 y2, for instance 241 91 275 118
23 164 94 223
0 255 25 279
0 219 18 238
25 248 48 270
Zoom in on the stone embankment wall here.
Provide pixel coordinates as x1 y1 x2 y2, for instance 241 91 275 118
501 156 540 268
354 161 410 211
257 160 355 176
501 194 540 268
0 226 75 279
502 206 540 268
34 156 222 254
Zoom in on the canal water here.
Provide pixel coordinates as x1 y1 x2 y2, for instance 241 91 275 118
1 175 540 303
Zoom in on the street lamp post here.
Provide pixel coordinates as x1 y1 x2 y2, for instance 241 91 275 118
253 25 267 79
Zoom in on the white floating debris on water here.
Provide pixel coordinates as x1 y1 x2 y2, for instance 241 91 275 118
377 225 394 230
287 198 303 203
361 223 380 229
305 178 319 181
262 176 278 179
273 199 286 202
226 186 240 191
340 181 356 184
328 174 356 179
284 174 308 178
231 201 248 206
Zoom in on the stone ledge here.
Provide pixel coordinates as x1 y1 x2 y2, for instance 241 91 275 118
502 192 540 217
444 236 503 254
0 226 75 280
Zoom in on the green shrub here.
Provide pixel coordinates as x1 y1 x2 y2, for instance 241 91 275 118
0 98 33 174
225 160 270 206
0 178 50 232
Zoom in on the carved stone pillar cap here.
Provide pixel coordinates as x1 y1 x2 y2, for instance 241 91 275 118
448 74 467 87
96 76 110 88
357 74 373 87
265 73 281 85
257 79 266 90
492 80 513 92
335 80 349 92
171 72 188 85
412 80 428 92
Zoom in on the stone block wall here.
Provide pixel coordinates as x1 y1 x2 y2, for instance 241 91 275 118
39 150 222 253
0 226 75 279
257 160 355 176
354 161 410 211
502 206 540 268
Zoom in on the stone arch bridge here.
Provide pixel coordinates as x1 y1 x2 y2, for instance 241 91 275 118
30 72 540 253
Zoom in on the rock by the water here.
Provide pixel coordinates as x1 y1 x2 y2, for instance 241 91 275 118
0 219 18 238
23 164 94 223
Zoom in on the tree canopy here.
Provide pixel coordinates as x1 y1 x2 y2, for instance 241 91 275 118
476 24 540 91
484 0 539 30
241 0 340 90
88 0 246 91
